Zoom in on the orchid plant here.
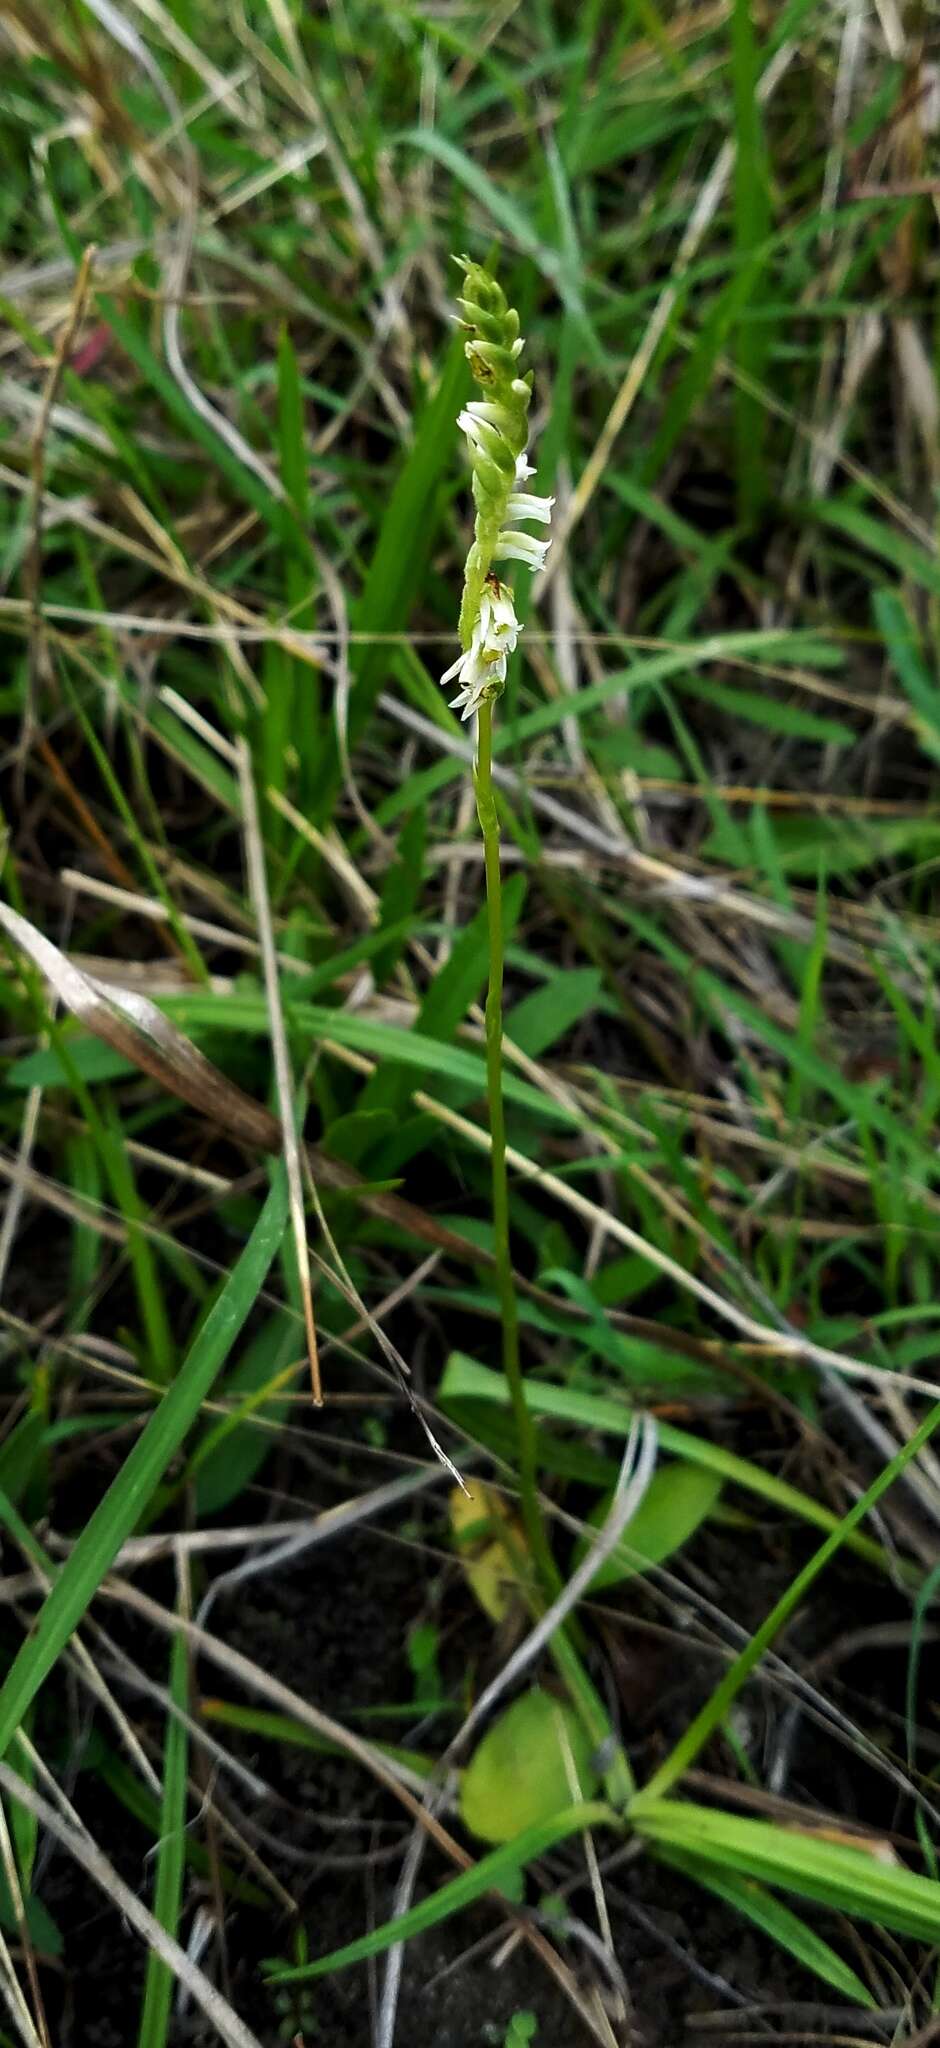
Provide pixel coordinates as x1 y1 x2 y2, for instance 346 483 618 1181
440 260 557 1600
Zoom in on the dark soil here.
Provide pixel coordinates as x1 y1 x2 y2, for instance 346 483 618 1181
28 1432 923 2048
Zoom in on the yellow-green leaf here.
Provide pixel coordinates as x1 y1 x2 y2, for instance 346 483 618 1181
461 1689 598 1845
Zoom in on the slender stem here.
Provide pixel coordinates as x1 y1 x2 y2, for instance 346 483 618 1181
474 699 558 1605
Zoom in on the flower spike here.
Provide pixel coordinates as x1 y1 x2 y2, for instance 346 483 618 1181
439 259 553 724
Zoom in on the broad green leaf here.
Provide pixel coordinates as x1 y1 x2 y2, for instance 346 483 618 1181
354 874 528 1159
539 1270 719 1391
501 2013 538 2048
321 1108 396 1168
506 969 602 1058
161 993 579 1128
421 874 527 1045
438 1357 899 1578
0 1869 61 1958
9 1040 134 1089
461 1689 599 1845
573 1462 722 1591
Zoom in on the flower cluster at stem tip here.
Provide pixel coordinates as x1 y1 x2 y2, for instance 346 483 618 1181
440 258 553 724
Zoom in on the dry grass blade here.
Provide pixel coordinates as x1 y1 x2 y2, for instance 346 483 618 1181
0 901 279 1151
20 242 96 774
0 1923 43 2048
237 738 321 1402
0 1762 265 2048
0 903 491 1270
301 1166 467 1489
0 1796 49 2048
101 1580 613 2044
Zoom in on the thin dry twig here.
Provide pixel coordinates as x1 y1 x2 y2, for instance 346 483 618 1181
19 243 95 774
0 1794 50 2048
0 1925 43 2048
236 738 321 1402
0 1761 265 2048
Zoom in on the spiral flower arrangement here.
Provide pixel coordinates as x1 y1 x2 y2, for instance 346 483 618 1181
440 258 553 725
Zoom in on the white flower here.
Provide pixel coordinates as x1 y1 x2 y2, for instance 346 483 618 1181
439 581 519 722
478 579 520 655
440 637 507 721
495 528 552 571
506 489 553 524
456 407 505 463
514 452 536 481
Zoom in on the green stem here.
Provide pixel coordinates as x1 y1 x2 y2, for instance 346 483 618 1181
474 699 557 1605
632 1394 940 1809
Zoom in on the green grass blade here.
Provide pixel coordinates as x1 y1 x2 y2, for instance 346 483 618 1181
654 1846 876 2006
813 497 940 599
635 1396 940 1803
875 587 940 765
137 1626 189 2048
266 1801 616 1982
636 1802 940 1942
730 0 771 521
350 332 467 745
0 1165 288 1761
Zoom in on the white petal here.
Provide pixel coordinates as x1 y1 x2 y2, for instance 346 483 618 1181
495 530 552 569
439 652 465 687
515 452 536 481
507 491 553 524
